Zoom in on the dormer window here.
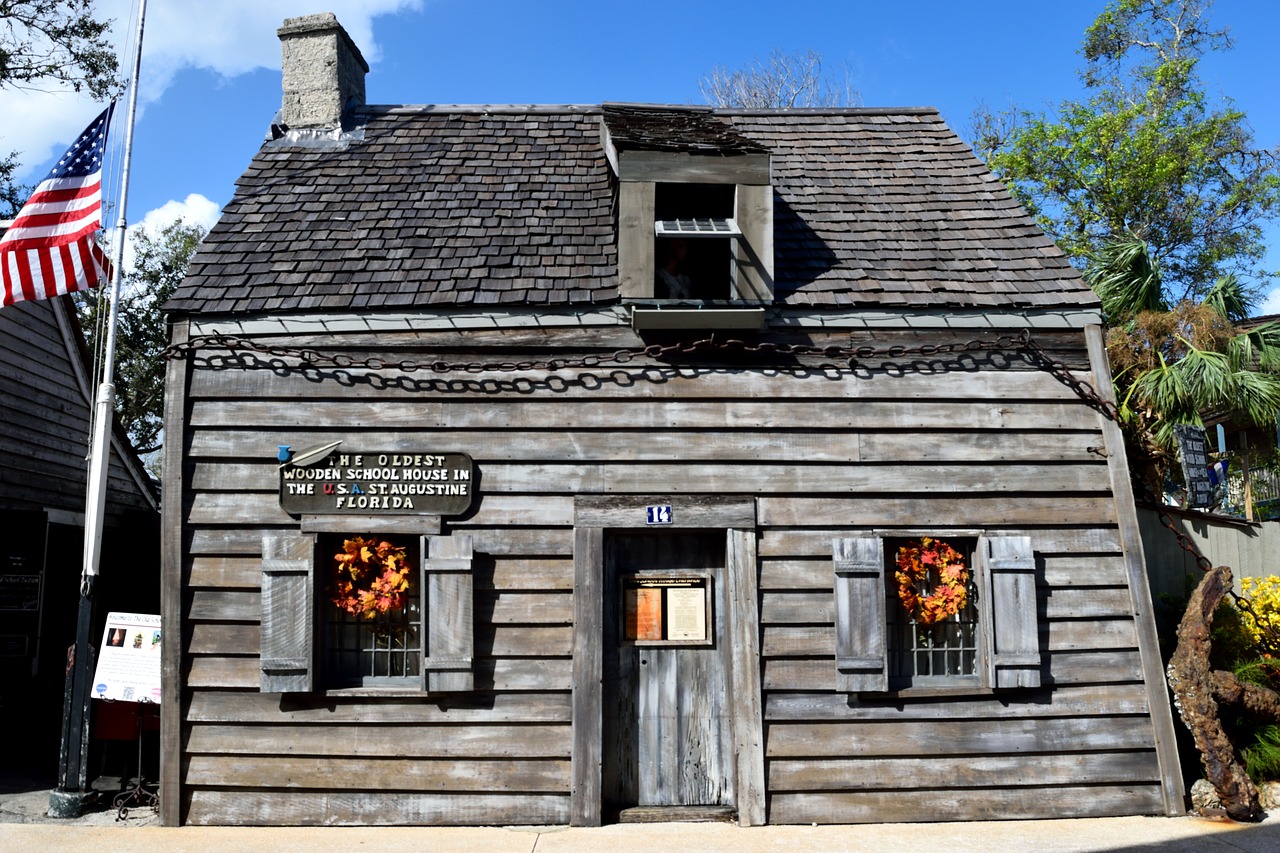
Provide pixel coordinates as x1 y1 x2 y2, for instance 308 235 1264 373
601 105 774 323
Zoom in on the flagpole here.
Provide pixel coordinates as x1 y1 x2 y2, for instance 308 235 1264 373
50 0 148 817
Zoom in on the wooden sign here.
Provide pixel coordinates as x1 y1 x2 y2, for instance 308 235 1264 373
1174 425 1213 508
280 450 474 516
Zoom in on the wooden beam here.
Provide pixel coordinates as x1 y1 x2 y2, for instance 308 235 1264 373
575 495 756 529
1084 323 1186 816
727 526 766 826
616 151 771 185
618 182 654 299
570 526 603 826
301 514 440 535
159 318 189 826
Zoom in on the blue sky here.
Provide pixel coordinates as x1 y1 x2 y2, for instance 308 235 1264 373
6 0 1280 309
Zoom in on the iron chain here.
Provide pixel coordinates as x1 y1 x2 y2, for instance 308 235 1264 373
163 329 1042 374
167 325 1261 629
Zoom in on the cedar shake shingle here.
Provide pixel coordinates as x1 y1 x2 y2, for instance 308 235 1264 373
166 104 1098 315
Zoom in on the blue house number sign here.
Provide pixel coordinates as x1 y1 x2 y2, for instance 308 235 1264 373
646 504 673 525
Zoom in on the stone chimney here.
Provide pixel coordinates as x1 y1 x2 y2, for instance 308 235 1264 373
277 13 369 130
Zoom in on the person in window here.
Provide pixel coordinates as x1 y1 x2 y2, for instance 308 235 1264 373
657 237 693 299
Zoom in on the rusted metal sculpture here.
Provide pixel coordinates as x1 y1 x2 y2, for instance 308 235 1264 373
1167 564 1261 820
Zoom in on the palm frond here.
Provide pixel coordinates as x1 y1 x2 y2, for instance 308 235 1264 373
1084 235 1165 321
1174 345 1236 410
1130 355 1198 445
1231 369 1280 426
1201 273 1253 323
1232 320 1280 373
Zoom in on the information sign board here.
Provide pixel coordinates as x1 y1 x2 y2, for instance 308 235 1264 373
1175 425 1213 508
92 612 162 704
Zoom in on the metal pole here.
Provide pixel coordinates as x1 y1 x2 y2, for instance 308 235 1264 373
50 0 148 818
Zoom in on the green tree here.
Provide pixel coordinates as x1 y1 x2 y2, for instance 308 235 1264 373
78 221 206 456
0 152 25 217
1092 235 1280 496
972 0 1280 304
0 0 118 97
1 1 119 212
700 49 858 109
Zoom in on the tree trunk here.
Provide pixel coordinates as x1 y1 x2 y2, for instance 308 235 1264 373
1165 563 1260 821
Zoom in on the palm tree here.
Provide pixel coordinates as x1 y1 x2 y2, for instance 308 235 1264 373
1086 235 1280 501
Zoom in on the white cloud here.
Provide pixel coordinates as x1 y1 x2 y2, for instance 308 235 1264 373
106 192 222 282
134 193 222 235
1 0 421 180
1259 286 1280 318
140 0 421 97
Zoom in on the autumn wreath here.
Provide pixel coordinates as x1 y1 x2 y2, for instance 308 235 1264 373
894 536 970 625
330 536 412 619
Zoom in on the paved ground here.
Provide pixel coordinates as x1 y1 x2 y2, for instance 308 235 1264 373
3 776 1280 853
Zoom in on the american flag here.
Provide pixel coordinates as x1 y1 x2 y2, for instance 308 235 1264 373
0 104 115 307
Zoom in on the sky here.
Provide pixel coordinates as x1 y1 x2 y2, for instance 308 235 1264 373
4 0 1280 310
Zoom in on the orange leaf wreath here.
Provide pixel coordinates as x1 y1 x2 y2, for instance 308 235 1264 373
894 537 969 625
330 537 411 619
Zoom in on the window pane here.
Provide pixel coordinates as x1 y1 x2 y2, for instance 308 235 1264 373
886 537 979 686
321 534 421 686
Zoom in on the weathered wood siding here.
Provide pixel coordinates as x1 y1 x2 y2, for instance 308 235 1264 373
0 297 154 517
1141 506 1280 599
171 321 1172 825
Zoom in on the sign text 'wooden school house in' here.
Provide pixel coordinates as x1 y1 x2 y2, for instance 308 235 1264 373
159 12 1186 827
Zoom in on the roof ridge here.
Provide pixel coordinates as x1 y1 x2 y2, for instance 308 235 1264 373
359 103 941 117
715 106 939 116
362 104 601 115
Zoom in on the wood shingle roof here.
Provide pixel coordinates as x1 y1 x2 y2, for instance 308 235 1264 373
167 104 1098 316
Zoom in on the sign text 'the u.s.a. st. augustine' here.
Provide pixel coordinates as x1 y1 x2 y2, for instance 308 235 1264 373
280 451 474 516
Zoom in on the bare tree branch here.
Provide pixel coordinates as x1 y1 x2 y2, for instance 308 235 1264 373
699 49 858 109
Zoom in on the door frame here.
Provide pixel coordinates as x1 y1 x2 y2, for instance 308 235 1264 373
570 495 765 827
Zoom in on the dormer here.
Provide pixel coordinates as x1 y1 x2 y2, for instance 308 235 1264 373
601 106 773 329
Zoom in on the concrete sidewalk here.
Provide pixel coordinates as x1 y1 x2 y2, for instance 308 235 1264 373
3 814 1280 853
3 781 1280 853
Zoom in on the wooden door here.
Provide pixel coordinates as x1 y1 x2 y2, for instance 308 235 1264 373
601 531 733 815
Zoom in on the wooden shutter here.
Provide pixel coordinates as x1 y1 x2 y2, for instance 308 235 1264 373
982 535 1041 689
833 537 887 692
421 534 475 693
260 532 315 693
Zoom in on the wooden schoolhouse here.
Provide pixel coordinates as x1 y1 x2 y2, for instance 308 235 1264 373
158 12 1186 827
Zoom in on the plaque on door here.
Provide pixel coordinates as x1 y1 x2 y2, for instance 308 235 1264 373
622 574 712 646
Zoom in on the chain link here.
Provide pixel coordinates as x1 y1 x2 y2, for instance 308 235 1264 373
167 324 1267 634
1019 334 1120 422
163 329 1039 373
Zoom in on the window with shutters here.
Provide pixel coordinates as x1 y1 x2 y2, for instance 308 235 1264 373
833 534 1041 694
259 530 476 694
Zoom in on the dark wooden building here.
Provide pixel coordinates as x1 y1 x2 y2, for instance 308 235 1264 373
159 13 1185 827
0 294 159 774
